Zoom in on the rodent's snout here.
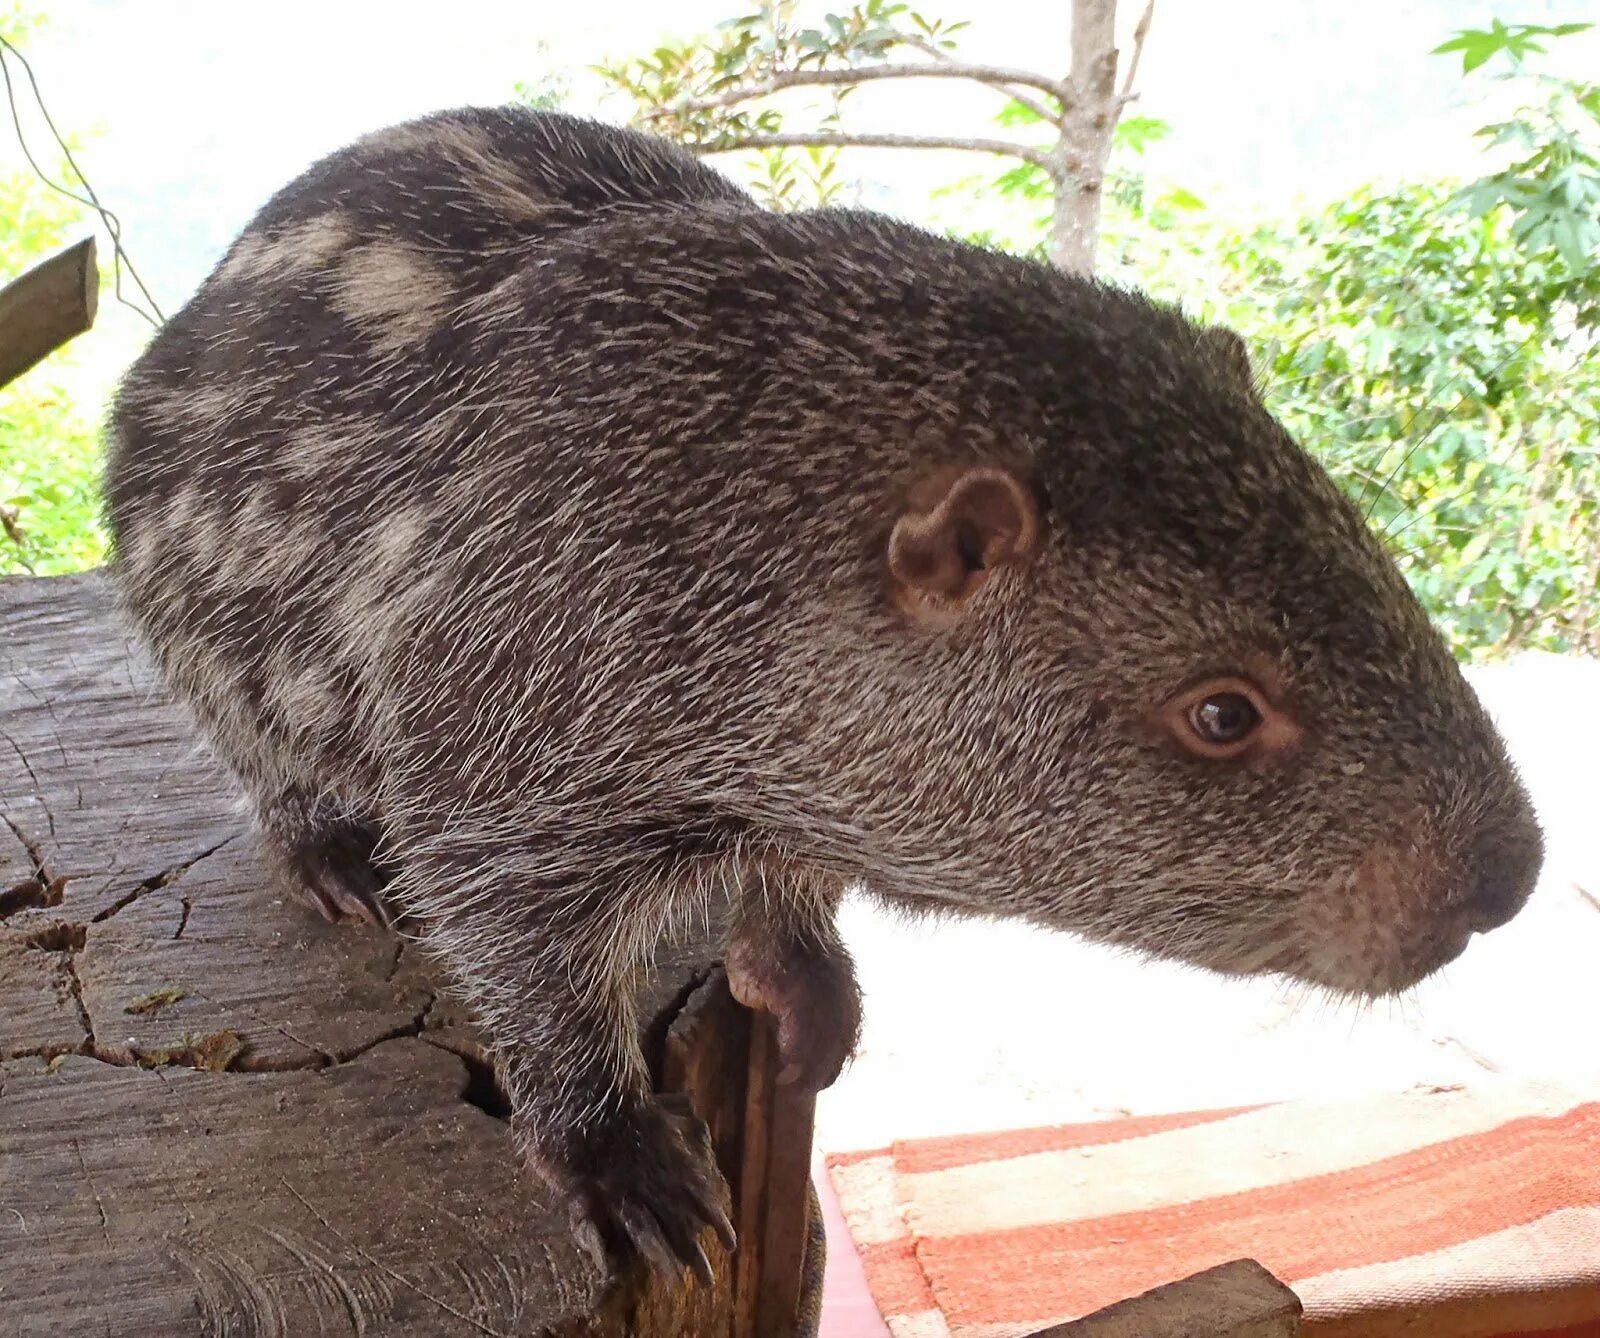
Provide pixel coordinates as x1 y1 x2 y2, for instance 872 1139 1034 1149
1455 817 1543 935
1293 795 1543 997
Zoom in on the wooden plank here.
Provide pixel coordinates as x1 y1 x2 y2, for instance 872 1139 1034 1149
0 570 754 1336
0 237 98 389
743 1013 820 1337
1031 1259 1303 1338
662 971 823 1337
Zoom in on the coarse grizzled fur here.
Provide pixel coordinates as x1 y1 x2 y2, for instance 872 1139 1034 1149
104 106 1542 1276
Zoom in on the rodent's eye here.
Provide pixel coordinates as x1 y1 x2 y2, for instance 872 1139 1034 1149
1188 693 1261 748
1159 676 1290 764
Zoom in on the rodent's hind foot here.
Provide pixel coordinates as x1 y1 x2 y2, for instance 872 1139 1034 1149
541 1093 736 1285
292 832 395 928
261 796 397 929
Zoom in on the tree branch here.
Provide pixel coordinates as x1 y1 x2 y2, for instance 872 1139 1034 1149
899 34 1067 125
694 130 1056 172
0 237 98 391
1120 0 1157 99
669 61 1071 119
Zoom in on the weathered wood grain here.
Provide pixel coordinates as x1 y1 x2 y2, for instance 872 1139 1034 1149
1 1043 602 1337
0 572 817 1335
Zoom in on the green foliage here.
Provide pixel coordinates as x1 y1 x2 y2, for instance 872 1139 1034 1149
744 141 851 211
1217 184 1600 659
0 377 106 575
0 7 107 575
0 181 106 575
0 0 43 44
1247 27 1600 657
511 40 572 112
595 0 971 210
597 0 967 146
1432 19 1591 75
1448 37 1600 283
951 25 1600 658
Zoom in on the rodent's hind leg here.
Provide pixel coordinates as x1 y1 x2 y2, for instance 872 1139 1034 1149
258 787 395 928
725 875 861 1092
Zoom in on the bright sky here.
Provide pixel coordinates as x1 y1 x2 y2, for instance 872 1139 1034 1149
8 0 1599 373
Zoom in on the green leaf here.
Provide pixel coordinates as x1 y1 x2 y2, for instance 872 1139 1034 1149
1113 114 1172 155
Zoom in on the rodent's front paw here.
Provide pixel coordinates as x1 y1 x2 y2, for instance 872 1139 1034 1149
533 1095 735 1283
727 937 862 1092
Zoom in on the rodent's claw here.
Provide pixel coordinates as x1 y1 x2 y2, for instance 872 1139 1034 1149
288 830 393 929
658 1095 738 1251
571 1214 608 1272
702 1200 738 1254
773 1005 856 1091
618 1201 684 1279
687 1239 716 1289
546 1096 734 1283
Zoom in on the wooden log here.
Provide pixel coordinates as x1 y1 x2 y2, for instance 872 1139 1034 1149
0 237 99 390
1030 1259 1303 1338
0 571 821 1336
661 974 824 1338
736 1013 822 1337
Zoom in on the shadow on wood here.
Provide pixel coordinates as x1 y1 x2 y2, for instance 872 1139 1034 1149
0 572 821 1336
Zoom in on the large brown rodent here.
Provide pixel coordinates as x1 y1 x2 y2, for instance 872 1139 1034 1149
104 106 1542 1278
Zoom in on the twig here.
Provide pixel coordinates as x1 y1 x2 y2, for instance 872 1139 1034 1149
873 38 1067 124
0 237 97 389
671 60 1070 116
695 129 1055 171
0 35 162 327
1119 0 1156 100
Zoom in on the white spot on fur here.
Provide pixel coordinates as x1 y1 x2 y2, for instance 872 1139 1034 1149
331 241 454 356
371 506 429 574
284 420 360 482
359 118 551 222
164 384 239 438
263 645 340 738
214 213 355 287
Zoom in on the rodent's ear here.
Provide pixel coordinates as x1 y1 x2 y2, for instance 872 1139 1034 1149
1199 325 1256 395
889 465 1041 622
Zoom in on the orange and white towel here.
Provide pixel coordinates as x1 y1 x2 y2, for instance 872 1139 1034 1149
825 1081 1600 1338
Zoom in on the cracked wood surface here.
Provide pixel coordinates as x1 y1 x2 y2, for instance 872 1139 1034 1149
0 572 734 1336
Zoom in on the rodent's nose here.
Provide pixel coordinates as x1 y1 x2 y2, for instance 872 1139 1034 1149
1459 820 1543 933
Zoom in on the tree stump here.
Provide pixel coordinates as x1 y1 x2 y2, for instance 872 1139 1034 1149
0 572 818 1336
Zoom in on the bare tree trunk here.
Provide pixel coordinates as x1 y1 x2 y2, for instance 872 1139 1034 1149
1049 0 1126 276
613 0 1158 279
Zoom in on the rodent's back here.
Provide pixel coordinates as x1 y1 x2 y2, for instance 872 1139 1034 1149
102 108 757 802
209 105 752 303
106 106 754 510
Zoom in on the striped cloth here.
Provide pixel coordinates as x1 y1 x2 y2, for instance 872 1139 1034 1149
825 1080 1600 1338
